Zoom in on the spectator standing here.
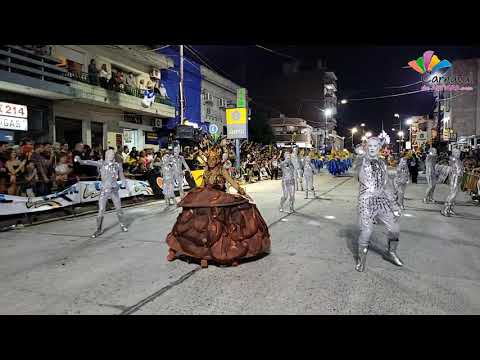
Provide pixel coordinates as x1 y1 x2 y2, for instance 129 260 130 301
23 161 39 197
125 72 137 94
99 64 110 89
54 154 72 190
6 150 26 195
271 156 279 180
31 144 50 195
88 59 99 85
408 151 419 184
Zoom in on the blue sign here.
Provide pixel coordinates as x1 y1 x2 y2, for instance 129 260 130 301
209 124 219 135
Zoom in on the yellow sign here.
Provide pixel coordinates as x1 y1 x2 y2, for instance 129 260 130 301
226 108 247 125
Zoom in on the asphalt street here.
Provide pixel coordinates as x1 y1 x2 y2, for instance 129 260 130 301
1 171 479 314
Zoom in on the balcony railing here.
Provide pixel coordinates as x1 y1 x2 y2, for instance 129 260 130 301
0 45 72 85
64 71 174 107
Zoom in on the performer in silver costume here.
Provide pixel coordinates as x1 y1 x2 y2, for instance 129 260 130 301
172 145 191 199
75 149 128 238
354 137 403 272
279 152 296 213
441 148 464 217
423 147 438 203
161 153 177 210
303 155 317 199
393 157 410 210
291 147 304 191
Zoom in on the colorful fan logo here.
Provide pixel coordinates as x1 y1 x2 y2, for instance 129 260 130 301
408 50 452 75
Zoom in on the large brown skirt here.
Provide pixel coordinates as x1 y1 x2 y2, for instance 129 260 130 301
166 186 271 266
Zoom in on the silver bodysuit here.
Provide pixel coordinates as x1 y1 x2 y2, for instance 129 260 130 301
76 157 127 237
303 156 316 199
393 158 410 209
356 155 400 248
172 153 190 198
162 155 176 206
291 149 304 191
442 153 464 216
424 153 438 202
279 157 296 212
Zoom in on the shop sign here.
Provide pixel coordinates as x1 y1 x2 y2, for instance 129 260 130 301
145 131 159 145
0 102 28 131
237 88 247 108
226 108 247 139
0 116 28 131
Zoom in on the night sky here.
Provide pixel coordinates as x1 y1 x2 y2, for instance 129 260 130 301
190 45 480 138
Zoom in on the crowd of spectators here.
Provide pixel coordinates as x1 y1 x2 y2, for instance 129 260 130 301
4 133 479 199
86 59 168 100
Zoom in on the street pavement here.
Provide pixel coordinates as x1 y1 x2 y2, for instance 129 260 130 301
1 170 479 315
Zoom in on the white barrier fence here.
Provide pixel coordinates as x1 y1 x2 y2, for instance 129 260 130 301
0 180 154 216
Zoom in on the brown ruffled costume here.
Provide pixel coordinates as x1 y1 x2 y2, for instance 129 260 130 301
166 148 271 267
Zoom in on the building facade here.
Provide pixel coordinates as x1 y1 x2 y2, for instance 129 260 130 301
269 116 313 148
0 45 175 151
200 66 241 133
442 58 480 148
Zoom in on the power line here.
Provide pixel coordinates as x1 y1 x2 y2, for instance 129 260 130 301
255 45 298 61
185 45 239 84
346 89 426 102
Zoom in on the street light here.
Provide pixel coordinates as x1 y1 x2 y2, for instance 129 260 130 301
360 123 365 127
406 118 414 145
351 127 358 149
391 128 396 131
394 113 400 118
341 99 348 104
324 108 333 150
397 130 405 153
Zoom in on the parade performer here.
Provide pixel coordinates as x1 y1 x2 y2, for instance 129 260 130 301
172 144 191 199
393 157 410 210
353 136 403 272
279 151 296 213
423 147 438 204
161 153 177 210
291 147 304 191
441 148 464 217
166 145 270 268
303 154 317 199
74 149 128 238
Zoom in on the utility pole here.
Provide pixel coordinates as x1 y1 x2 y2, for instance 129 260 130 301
435 90 444 149
180 45 184 125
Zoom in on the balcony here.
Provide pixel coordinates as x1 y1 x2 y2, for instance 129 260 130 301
274 133 311 143
0 45 175 118
0 45 73 99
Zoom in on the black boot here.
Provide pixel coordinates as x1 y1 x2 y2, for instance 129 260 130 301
383 239 404 266
355 245 368 272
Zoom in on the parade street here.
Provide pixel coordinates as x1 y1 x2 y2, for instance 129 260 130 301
1 172 479 315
